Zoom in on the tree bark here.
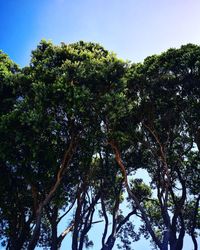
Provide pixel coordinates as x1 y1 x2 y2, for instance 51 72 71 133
108 140 162 249
51 221 58 250
191 195 200 250
101 236 116 250
28 137 78 250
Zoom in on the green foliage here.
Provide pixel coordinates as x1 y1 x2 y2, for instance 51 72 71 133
0 41 200 250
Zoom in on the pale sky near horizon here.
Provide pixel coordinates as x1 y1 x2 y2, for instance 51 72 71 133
1 0 200 249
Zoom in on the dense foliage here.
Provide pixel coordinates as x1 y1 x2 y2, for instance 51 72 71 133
0 41 199 250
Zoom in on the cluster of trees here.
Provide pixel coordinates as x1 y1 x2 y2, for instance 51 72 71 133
0 41 199 250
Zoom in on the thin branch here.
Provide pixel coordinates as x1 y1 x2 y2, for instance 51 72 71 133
116 208 137 233
57 222 74 248
57 193 77 224
101 196 109 247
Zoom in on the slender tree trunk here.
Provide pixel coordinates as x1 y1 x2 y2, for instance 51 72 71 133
162 228 170 250
51 221 58 250
101 236 116 250
101 197 109 247
72 191 83 250
109 141 162 250
169 228 178 250
175 237 184 250
175 227 185 250
169 227 184 250
191 195 200 250
28 213 41 250
6 240 23 250
191 235 198 250
28 138 78 250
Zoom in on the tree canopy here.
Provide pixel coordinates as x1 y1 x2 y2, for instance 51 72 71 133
0 41 199 250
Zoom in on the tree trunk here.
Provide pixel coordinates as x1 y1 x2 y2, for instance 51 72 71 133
161 229 170 250
101 236 116 250
27 226 40 250
175 229 184 250
6 241 24 250
169 228 184 250
51 221 58 250
191 235 198 250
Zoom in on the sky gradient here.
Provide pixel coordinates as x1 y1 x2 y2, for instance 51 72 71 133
1 0 200 67
0 0 200 249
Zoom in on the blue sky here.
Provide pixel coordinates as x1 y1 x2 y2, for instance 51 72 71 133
1 0 200 67
1 0 200 249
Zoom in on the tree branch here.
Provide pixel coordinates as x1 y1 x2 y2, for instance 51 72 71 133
108 140 162 249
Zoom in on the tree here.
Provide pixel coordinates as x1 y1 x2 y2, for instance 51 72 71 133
0 42 200 250
123 44 200 250
0 40 128 249
0 51 34 249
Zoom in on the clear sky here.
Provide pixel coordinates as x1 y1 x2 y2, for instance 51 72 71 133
1 0 200 249
1 0 200 67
